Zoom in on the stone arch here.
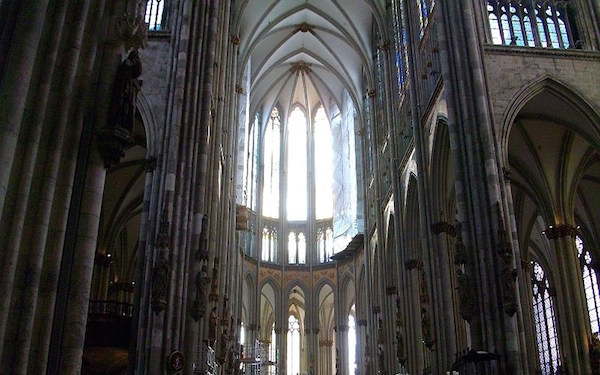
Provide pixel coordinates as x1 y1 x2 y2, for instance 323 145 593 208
135 91 159 156
500 75 600 166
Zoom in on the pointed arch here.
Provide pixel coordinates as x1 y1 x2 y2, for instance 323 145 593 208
500 76 600 165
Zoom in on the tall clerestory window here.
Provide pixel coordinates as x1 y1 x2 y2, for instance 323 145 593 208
392 0 408 97
263 108 281 218
487 1 576 49
254 102 351 265
245 114 260 211
531 261 561 374
287 107 308 221
314 107 334 220
576 235 600 334
416 0 435 38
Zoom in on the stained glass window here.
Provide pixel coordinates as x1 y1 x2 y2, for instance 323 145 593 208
531 261 561 374
263 108 281 218
314 106 334 220
145 0 164 30
287 107 308 221
487 1 574 48
577 235 600 334
287 315 301 375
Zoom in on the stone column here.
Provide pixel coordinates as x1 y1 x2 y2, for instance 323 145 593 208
544 225 591 374
319 340 333 374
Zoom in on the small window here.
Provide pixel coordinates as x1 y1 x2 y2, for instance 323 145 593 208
145 0 164 31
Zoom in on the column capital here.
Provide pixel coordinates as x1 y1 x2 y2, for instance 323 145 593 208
542 224 578 240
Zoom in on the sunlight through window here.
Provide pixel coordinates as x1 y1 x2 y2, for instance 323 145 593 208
287 107 308 221
287 315 301 375
263 109 281 218
314 106 334 220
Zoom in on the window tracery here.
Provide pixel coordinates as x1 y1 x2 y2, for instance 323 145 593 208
531 261 561 374
487 1 575 48
287 315 301 375
144 0 164 31
577 235 600 335
263 108 281 219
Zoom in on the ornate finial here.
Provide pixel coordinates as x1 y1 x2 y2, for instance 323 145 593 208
289 61 312 75
231 34 240 45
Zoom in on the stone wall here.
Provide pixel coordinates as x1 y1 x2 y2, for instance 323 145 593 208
139 33 171 133
484 46 600 135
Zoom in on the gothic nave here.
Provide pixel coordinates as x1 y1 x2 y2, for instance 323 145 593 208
1 1 600 374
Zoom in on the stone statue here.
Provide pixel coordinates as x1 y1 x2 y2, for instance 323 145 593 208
377 317 385 344
456 269 477 322
110 50 142 135
499 252 518 315
151 247 169 312
377 346 384 374
209 306 218 346
591 332 600 374
192 269 207 321
220 329 229 360
421 307 431 342
210 257 220 301
199 214 209 260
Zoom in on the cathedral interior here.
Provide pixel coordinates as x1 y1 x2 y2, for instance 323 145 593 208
1 1 600 374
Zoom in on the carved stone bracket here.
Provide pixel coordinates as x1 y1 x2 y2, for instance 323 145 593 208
431 221 456 237
235 84 244 95
97 127 134 168
231 34 240 45
405 258 423 270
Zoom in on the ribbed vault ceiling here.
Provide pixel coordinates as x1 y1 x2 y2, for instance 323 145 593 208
234 0 380 123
